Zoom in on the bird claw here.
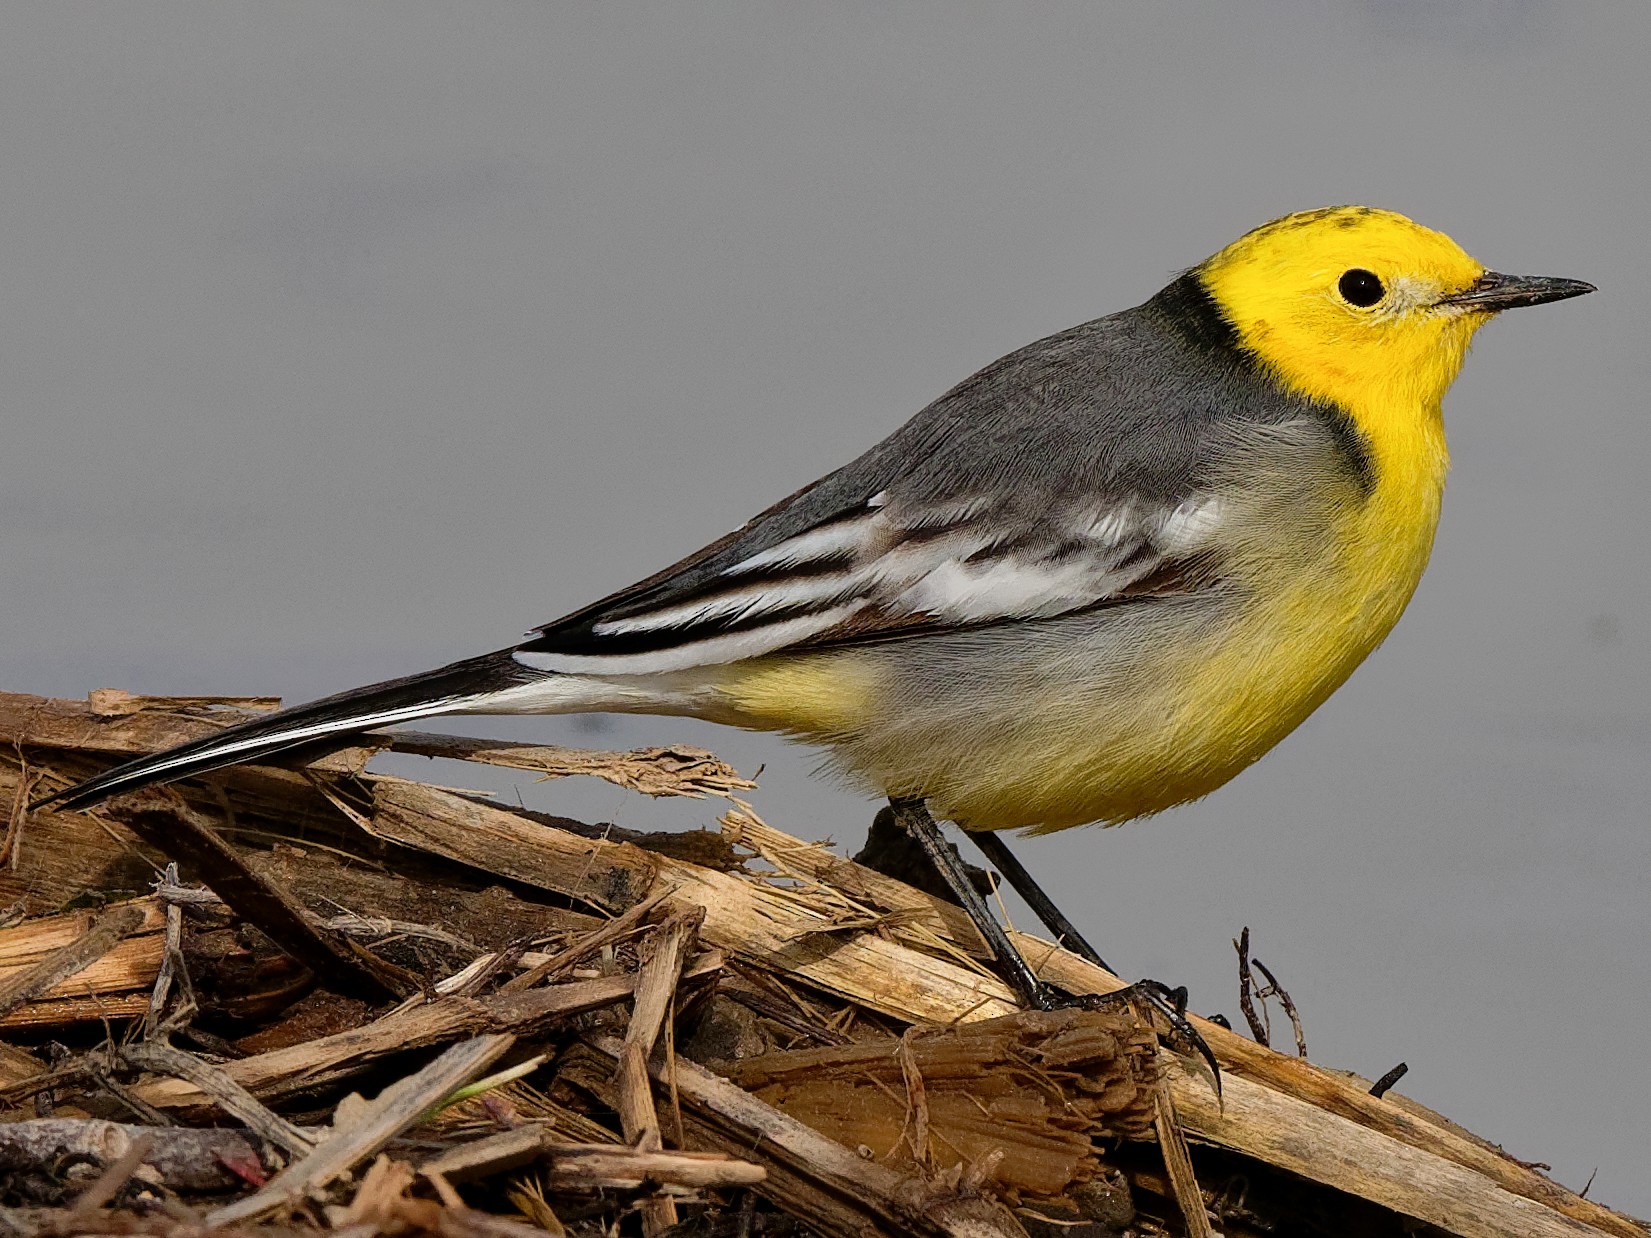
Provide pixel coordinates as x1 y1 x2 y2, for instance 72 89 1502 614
1033 978 1222 1099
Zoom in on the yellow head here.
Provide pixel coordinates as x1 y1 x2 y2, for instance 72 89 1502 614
1197 206 1592 418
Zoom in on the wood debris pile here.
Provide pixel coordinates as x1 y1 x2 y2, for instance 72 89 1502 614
0 689 1641 1238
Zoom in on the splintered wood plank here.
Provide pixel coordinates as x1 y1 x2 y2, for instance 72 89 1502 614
725 1007 1158 1197
385 731 755 799
1 995 153 1030
0 791 159 914
584 1035 1029 1238
1173 1076 1606 1238
367 781 660 915
0 691 266 758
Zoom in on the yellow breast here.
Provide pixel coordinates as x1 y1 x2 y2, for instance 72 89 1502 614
710 401 1449 834
1141 426 1446 808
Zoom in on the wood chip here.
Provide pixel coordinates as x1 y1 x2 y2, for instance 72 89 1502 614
419 1126 548 1184
1152 1079 1212 1238
0 901 149 1023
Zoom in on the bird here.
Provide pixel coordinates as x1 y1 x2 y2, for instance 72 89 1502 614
40 205 1593 1012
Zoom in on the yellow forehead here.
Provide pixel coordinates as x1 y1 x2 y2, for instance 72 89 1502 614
1202 205 1483 297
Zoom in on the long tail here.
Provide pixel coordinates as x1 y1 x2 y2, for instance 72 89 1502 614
38 649 536 811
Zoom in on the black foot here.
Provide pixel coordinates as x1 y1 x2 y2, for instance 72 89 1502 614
1037 979 1221 1097
883 798 1220 1095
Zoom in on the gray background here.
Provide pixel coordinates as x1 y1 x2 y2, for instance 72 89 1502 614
5 0 1646 1213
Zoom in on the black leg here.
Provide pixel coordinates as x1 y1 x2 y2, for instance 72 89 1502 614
970 830 1115 975
887 797 1057 1010
889 798 1223 1094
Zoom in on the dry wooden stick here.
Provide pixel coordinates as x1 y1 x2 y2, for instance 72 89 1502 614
1 993 152 1031
367 781 661 915
207 1033 516 1226
0 1119 274 1193
617 907 702 1237
0 901 147 1022
499 887 672 994
418 1127 767 1192
720 804 987 956
121 1041 314 1157
1235 927 1307 1058
1152 1080 1213 1238
1 755 38 869
418 1126 547 1185
62 1131 155 1219
1235 926 1268 1046
540 1143 768 1192
143 866 189 1037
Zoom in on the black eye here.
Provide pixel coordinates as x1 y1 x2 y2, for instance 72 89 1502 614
1338 268 1385 307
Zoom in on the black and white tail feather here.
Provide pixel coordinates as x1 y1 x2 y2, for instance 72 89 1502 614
39 651 537 811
